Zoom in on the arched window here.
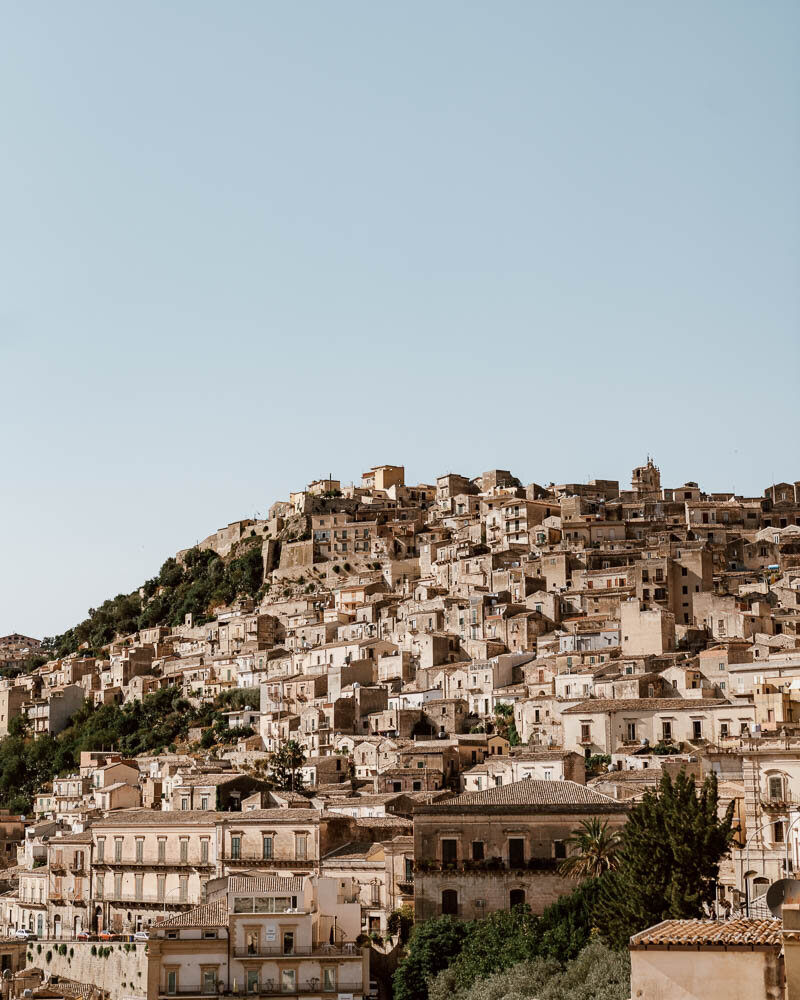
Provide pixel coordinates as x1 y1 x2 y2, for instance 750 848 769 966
766 773 787 802
509 889 526 909
441 889 458 915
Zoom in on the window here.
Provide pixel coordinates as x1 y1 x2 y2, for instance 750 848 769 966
323 968 337 992
247 970 260 994
157 875 166 901
201 796 209 810
769 776 784 801
96 875 104 900
580 723 591 743
720 723 729 738
441 839 457 866
472 841 484 861
166 971 177 995
202 971 217 994
508 838 525 868
135 874 143 901
179 875 188 902
262 836 273 860
692 720 703 740
114 874 122 899
295 833 308 861
775 821 785 844
201 839 209 863
114 838 123 862
661 721 672 741
97 839 105 862
283 931 294 955
158 839 166 863
135 839 143 863
180 839 189 862
509 889 526 908
554 840 566 859
281 970 296 994
181 798 190 811
441 889 458 915
231 836 241 860
626 722 636 742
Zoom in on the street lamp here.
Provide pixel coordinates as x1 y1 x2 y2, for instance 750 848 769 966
161 886 187 923
782 812 800 882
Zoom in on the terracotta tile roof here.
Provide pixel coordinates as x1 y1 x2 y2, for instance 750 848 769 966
562 698 732 714
630 918 782 948
156 899 228 928
173 773 246 786
226 874 306 893
431 778 624 809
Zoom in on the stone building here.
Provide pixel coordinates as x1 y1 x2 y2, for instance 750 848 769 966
412 778 628 920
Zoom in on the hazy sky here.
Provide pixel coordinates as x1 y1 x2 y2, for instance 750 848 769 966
1 2 798 639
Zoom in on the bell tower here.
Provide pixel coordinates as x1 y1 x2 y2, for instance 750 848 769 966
631 456 661 497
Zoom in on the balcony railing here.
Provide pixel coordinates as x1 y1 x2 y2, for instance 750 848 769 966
415 857 559 874
160 983 364 998
97 893 192 905
221 855 312 867
232 944 361 959
96 859 215 869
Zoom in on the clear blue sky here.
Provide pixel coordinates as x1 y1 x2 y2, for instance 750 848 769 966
1 2 798 639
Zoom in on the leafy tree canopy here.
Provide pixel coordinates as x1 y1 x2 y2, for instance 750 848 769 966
596 770 734 949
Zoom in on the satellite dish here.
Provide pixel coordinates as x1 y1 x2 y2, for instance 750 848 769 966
766 878 800 918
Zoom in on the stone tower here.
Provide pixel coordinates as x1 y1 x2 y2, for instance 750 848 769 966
631 457 661 497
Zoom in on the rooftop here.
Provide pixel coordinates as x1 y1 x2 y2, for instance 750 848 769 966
563 698 733 714
157 899 227 928
424 778 626 810
630 918 782 948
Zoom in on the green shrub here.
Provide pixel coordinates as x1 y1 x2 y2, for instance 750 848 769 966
46 950 52 963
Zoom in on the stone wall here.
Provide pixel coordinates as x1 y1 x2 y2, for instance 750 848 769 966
414 869 577 921
24 939 148 1000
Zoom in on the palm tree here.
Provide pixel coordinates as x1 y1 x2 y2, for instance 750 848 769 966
557 818 621 879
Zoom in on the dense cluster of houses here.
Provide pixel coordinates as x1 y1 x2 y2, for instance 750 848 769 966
2 459 800 1000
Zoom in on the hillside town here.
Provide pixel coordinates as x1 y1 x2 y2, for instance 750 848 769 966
2 459 800 1000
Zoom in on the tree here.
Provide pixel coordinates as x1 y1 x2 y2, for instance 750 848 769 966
438 905 540 993
557 818 621 879
492 703 519 744
393 915 473 1000
596 770 734 949
429 940 628 1000
387 904 414 944
268 740 306 791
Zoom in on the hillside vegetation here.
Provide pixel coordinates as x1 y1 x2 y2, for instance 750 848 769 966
0 686 262 814
49 539 265 658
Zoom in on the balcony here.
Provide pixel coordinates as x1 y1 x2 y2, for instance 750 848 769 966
97 859 215 870
221 855 313 868
98 893 193 906
760 796 799 812
160 983 364 999
232 944 361 959
415 858 558 875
